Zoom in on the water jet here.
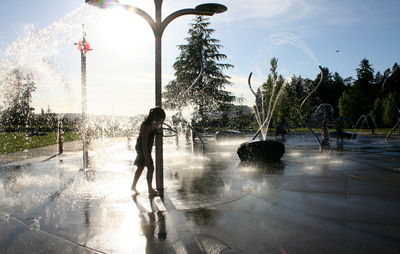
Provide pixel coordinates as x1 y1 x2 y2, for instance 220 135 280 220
237 69 286 162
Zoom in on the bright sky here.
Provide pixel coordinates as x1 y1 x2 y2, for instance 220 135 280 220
0 0 399 116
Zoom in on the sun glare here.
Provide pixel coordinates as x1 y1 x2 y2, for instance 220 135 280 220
93 7 153 54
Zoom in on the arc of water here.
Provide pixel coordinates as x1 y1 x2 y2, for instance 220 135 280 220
248 72 280 140
179 58 204 100
267 32 320 67
298 66 324 145
352 114 365 139
170 51 206 148
251 81 287 140
386 105 400 141
316 103 334 121
352 112 378 139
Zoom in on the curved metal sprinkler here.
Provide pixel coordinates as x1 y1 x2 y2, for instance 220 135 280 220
162 121 206 147
299 65 324 145
249 72 286 141
162 122 177 137
247 73 263 134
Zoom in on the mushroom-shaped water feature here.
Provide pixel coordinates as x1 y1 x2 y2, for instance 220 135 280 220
236 71 286 162
237 139 285 162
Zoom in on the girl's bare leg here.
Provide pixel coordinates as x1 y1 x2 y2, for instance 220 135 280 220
146 165 158 195
131 166 144 193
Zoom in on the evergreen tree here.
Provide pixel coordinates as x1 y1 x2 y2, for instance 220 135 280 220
372 97 383 125
261 58 286 124
382 93 399 127
382 63 400 95
313 68 348 118
163 16 235 120
339 58 376 122
356 58 374 86
339 89 359 122
285 75 308 126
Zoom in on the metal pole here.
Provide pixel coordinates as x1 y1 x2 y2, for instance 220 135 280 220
58 117 64 155
154 0 164 193
81 26 89 169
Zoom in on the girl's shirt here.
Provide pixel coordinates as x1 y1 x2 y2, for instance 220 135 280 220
135 122 156 152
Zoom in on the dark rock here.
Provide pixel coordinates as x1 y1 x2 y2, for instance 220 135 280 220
237 140 285 162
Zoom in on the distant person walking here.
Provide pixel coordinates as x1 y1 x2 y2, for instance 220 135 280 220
131 107 166 196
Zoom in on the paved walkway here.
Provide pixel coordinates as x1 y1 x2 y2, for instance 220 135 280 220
0 141 81 164
0 138 127 165
0 134 400 253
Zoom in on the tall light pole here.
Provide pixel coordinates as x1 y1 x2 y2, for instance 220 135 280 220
85 0 227 194
75 24 92 170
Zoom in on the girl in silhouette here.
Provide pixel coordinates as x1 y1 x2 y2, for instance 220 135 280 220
131 107 166 195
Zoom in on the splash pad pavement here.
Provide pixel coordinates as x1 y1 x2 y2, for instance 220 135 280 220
1 134 400 253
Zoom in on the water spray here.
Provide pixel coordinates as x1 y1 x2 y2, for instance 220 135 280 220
169 51 206 149
238 71 287 161
248 72 286 141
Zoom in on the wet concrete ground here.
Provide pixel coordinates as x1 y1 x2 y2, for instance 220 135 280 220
0 134 400 253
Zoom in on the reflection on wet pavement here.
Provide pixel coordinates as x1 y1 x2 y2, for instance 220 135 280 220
1 134 400 253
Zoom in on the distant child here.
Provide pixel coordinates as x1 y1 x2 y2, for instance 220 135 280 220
320 120 333 152
131 107 166 195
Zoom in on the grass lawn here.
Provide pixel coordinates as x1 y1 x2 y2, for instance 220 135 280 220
0 132 81 155
286 128 393 134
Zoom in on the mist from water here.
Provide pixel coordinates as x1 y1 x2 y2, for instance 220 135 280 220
0 5 94 103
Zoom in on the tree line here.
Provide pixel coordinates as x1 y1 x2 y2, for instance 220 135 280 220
268 58 399 128
163 16 399 130
1 16 399 132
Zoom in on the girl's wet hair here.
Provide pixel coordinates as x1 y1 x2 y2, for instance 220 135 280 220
144 107 166 124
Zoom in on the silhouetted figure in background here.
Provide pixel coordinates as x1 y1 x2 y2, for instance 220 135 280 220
131 107 166 196
335 118 344 149
275 120 288 141
320 120 333 152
